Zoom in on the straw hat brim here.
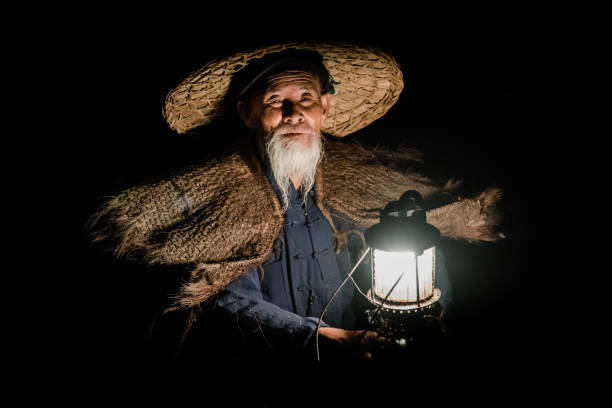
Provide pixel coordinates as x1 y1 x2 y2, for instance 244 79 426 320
162 41 404 137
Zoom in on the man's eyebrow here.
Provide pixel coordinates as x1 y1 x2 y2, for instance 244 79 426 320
264 86 281 94
263 91 280 101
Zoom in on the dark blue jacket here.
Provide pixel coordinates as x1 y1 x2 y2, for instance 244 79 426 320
214 163 452 354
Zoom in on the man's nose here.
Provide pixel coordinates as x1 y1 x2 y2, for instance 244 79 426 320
282 100 304 123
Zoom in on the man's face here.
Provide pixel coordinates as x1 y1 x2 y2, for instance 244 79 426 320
237 69 331 210
238 70 331 150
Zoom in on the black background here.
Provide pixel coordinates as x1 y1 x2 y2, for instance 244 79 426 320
50 20 570 398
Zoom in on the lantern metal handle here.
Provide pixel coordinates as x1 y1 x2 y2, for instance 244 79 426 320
315 246 371 362
314 246 412 362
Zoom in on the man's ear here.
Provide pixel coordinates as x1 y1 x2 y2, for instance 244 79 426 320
320 93 331 121
237 101 256 129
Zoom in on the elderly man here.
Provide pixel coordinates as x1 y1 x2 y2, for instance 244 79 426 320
89 42 500 364
217 54 395 359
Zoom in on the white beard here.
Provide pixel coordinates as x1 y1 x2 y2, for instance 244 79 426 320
265 128 323 212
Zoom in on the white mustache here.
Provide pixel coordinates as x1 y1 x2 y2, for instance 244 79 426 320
275 124 313 135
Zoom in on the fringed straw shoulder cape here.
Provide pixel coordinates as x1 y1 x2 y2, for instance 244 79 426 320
89 136 502 311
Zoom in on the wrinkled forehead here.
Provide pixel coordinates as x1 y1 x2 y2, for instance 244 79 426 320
264 70 320 94
235 51 331 102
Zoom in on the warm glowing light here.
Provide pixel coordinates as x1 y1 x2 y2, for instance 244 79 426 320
372 247 435 304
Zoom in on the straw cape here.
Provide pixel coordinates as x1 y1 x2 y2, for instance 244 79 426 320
89 41 502 315
89 137 502 311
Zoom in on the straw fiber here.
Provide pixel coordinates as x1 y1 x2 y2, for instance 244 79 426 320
89 137 501 309
163 42 404 137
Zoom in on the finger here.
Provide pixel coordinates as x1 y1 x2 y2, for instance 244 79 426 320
362 330 377 338
367 332 392 345
374 336 394 351
377 336 393 346
359 331 377 345
367 330 385 341
363 351 373 360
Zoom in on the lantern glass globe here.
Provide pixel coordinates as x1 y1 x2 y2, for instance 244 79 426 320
372 247 436 305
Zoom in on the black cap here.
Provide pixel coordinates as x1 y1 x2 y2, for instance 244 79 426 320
233 49 334 101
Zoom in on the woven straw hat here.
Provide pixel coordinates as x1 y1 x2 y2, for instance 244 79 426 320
162 41 404 137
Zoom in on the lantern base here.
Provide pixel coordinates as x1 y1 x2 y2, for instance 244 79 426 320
366 288 441 312
365 289 442 348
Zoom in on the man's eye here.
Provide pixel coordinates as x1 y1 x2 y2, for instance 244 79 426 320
301 96 314 102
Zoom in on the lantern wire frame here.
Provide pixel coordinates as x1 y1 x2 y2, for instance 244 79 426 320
315 246 412 362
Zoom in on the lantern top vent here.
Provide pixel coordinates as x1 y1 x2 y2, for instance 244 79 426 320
365 190 440 254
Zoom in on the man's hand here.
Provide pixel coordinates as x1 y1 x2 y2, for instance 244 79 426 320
318 327 391 360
